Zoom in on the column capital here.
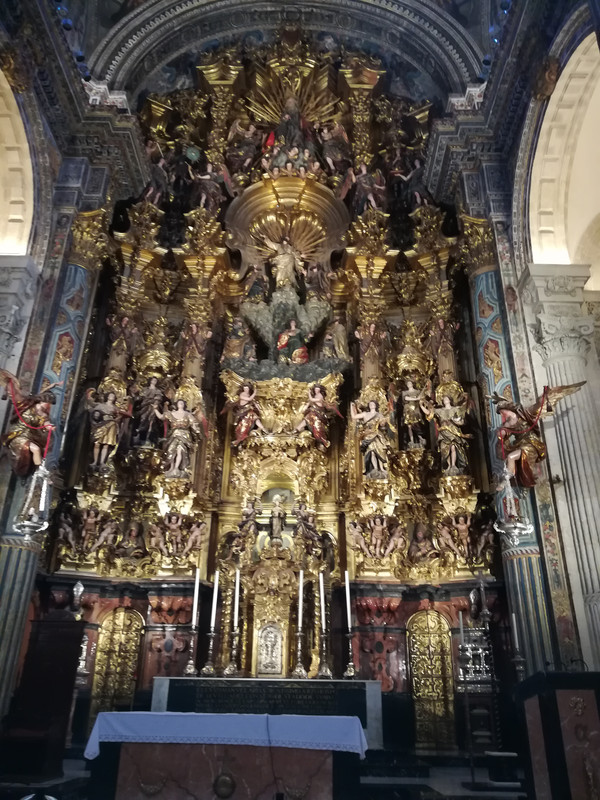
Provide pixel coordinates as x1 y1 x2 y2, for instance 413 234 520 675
527 263 591 306
533 312 594 364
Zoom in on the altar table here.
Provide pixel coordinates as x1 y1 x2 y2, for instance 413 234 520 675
86 711 367 800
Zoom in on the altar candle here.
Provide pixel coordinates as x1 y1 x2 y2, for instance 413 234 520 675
210 570 219 630
319 571 326 632
298 570 304 630
233 569 240 629
344 570 352 632
511 612 520 652
459 610 464 644
191 568 200 628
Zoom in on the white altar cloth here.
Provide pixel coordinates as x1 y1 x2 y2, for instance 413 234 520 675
85 712 368 760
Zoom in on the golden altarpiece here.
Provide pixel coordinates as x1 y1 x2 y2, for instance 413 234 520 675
43 30 498 748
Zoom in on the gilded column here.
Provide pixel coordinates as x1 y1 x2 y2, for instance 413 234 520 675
197 52 242 168
460 218 554 673
529 264 600 668
0 534 41 716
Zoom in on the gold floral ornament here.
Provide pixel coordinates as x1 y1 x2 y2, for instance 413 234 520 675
387 320 433 382
458 215 496 272
68 208 109 272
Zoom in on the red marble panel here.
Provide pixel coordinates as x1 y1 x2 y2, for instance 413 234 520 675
116 742 332 800
523 696 551 800
557 688 600 799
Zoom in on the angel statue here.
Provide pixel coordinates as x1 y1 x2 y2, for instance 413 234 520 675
433 393 472 474
401 378 431 448
294 384 342 448
491 383 584 488
261 235 306 291
86 389 132 469
0 370 62 477
153 398 208 478
225 382 266 446
350 399 397 479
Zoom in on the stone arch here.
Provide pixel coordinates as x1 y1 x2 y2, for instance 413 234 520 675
528 31 600 281
89 0 483 96
0 68 34 256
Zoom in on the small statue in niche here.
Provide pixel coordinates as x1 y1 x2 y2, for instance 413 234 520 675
86 389 132 469
223 529 245 562
178 321 212 383
305 261 335 301
427 317 458 381
384 522 407 557
350 399 396 480
276 319 309 364
221 316 256 363
0 370 61 477
452 512 472 559
294 384 342 448
242 263 268 303
292 500 320 545
341 162 386 213
407 522 439 564
181 519 208 557
133 376 164 447
116 522 148 558
355 321 389 383
228 382 267 446
239 497 262 538
147 522 170 557
88 519 120 555
269 494 286 546
321 317 350 361
434 393 472 474
400 378 430 448
436 519 463 560
57 508 79 553
105 315 141 375
348 520 371 557
81 507 101 551
153 398 207 478
368 515 387 558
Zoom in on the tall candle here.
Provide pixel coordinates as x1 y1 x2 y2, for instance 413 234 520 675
511 612 520 652
191 568 200 628
298 570 304 630
209 570 219 630
459 610 464 644
344 570 352 632
233 569 240 629
319 571 326 632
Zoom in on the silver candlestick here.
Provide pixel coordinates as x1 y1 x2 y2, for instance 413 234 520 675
223 627 240 677
343 631 356 679
201 628 217 676
183 625 198 676
317 631 332 679
292 630 307 679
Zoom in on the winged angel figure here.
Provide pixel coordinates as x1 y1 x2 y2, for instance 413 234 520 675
491 382 584 488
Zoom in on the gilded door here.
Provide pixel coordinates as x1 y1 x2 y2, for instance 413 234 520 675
407 610 455 748
90 608 143 723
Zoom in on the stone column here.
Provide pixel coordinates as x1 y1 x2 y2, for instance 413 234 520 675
460 218 554 674
0 534 41 717
529 263 600 668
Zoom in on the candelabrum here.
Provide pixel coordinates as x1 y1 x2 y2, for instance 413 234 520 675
343 630 356 679
291 630 307 679
223 627 240 677
201 628 217 676
317 631 333 679
183 625 199 676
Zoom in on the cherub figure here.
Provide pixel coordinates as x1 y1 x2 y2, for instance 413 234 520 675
88 520 119 555
58 509 79 553
147 522 169 557
384 523 407 557
81 507 101 551
436 519 462 559
368 515 387 558
475 519 495 562
165 513 184 554
181 520 208 557
348 520 371 557
452 512 472 559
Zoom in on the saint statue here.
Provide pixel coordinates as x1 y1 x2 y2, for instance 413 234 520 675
262 236 305 291
221 316 256 363
153 398 207 478
321 317 350 361
178 321 212 383
269 495 286 546
355 321 389 383
433 394 472 474
276 319 309 364
86 389 132 468
350 399 396 479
